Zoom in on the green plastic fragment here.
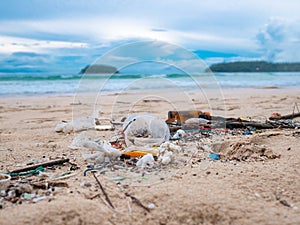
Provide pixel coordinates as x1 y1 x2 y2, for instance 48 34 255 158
109 177 127 181
9 166 45 177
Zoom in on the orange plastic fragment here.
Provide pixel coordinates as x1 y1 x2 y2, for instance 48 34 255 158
122 151 156 158
271 112 281 117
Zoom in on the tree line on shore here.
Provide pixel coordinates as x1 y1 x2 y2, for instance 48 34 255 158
207 61 300 72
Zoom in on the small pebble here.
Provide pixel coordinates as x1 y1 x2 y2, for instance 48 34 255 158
206 171 211 175
80 182 92 187
148 203 155 209
255 192 261 198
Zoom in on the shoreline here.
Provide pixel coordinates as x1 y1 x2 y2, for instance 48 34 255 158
1 85 299 99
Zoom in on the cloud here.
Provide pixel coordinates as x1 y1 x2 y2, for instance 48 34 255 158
0 51 50 73
256 18 300 62
1 0 300 73
0 35 88 54
151 28 167 32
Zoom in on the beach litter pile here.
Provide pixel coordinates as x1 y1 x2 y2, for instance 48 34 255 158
1 108 299 209
57 109 299 169
0 158 79 208
56 109 299 175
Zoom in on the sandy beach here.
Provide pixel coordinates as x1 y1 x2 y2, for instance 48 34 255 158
0 87 299 225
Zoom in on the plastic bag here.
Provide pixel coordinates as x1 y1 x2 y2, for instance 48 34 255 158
55 117 95 134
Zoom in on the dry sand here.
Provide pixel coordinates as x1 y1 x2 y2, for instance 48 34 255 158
0 87 300 225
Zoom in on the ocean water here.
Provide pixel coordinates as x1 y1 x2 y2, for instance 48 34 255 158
0 72 300 97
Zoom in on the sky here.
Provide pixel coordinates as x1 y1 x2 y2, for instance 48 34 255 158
0 0 300 73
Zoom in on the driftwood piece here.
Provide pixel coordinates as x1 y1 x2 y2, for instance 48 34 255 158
32 181 69 189
168 112 299 131
10 158 70 174
225 121 275 129
269 112 300 120
169 121 275 131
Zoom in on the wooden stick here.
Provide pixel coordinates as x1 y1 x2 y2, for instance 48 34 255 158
125 193 150 212
92 172 114 209
269 112 300 120
10 158 70 173
225 121 275 129
293 103 300 115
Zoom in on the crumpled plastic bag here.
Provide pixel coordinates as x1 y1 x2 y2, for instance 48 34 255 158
55 118 95 134
81 141 121 164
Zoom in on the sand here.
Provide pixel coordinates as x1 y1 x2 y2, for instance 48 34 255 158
0 87 300 225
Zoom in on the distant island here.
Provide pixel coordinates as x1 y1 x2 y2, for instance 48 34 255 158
79 64 118 74
207 61 300 72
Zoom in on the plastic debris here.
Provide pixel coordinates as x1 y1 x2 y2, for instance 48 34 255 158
32 196 47 203
166 110 210 124
95 118 114 131
123 114 170 147
23 193 36 199
55 117 95 133
185 118 209 125
122 151 152 158
148 203 155 209
9 166 45 177
123 146 158 156
209 153 220 160
82 141 121 164
158 148 173 165
136 154 155 169
160 141 182 153
157 141 181 165
51 171 76 181
172 129 186 140
83 162 109 176
109 177 127 181
243 131 252 135
95 125 114 131
69 131 98 150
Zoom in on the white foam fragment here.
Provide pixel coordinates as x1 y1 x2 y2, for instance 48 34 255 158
136 153 154 169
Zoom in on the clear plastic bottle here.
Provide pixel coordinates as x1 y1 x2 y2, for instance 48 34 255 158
123 114 170 147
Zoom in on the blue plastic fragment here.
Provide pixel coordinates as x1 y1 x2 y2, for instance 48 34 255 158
246 126 255 131
243 131 252 135
209 153 219 160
